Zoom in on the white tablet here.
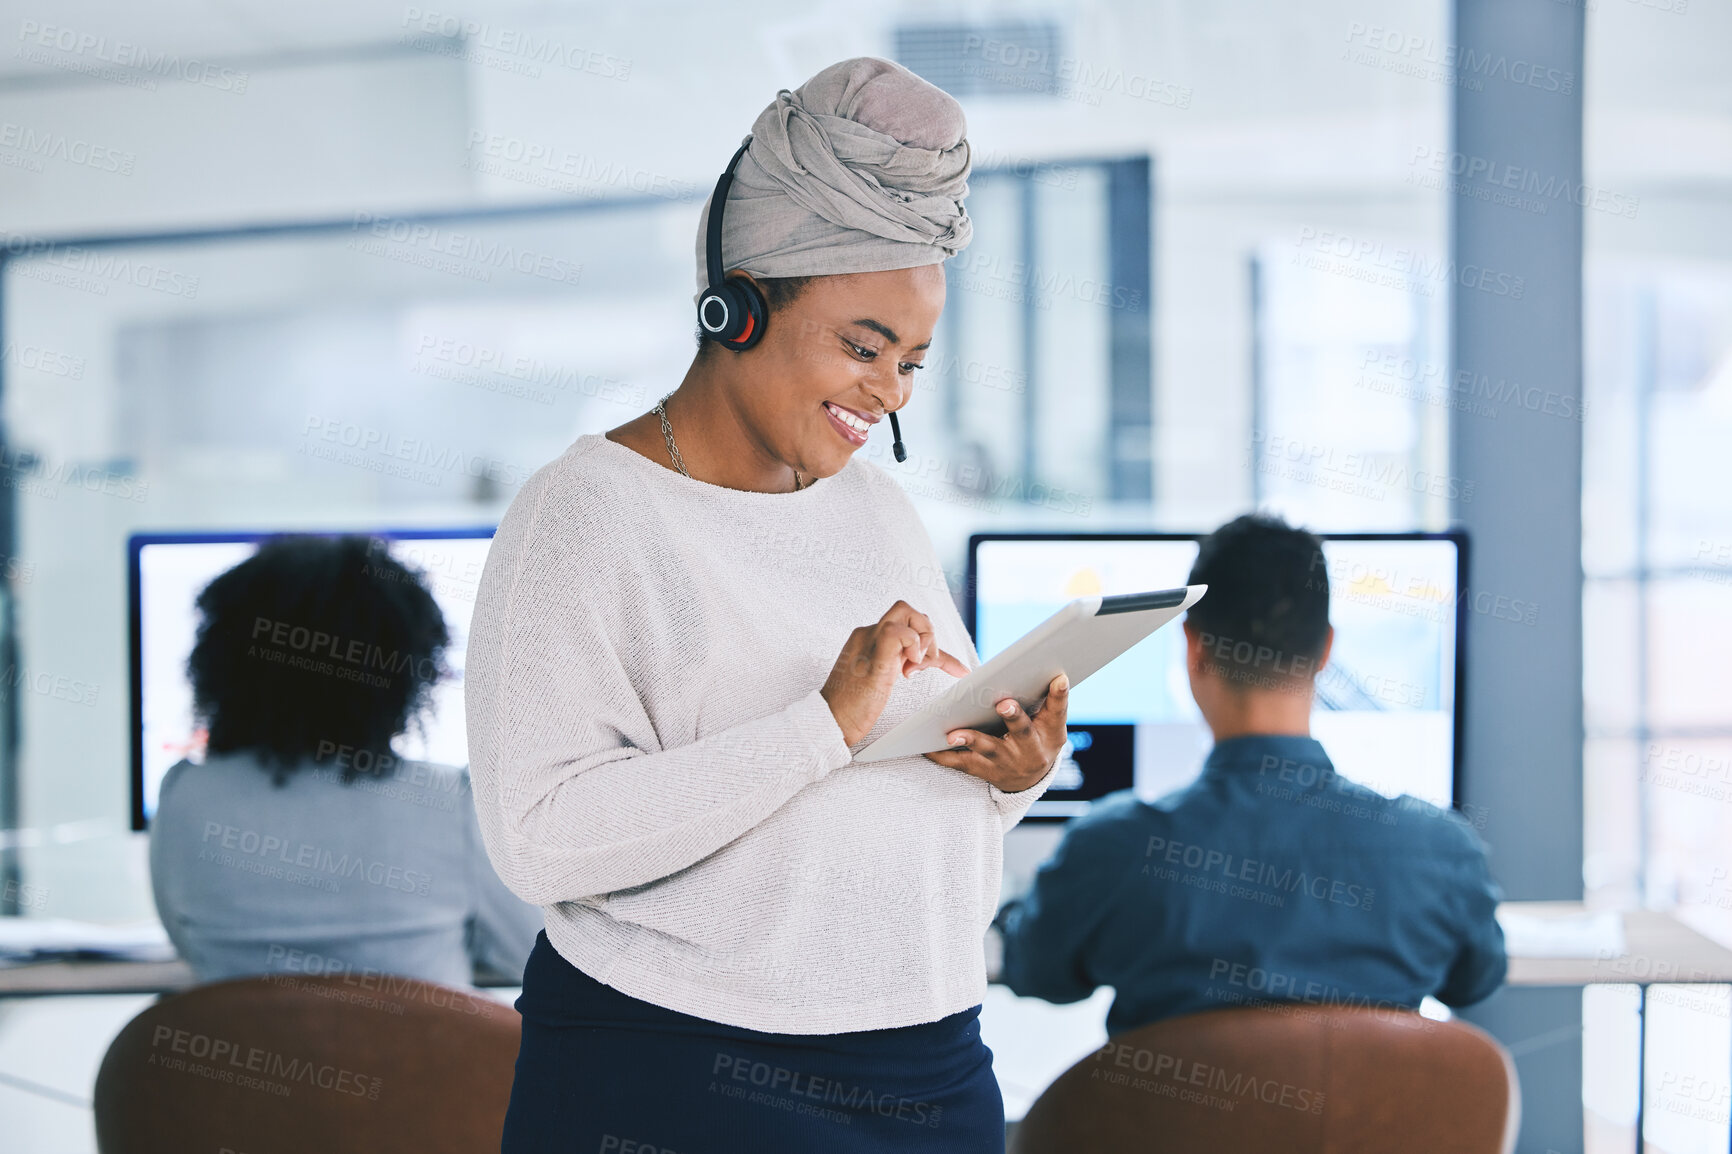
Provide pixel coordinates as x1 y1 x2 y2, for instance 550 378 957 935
852 584 1208 763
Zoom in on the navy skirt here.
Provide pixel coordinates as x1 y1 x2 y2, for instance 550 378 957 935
501 931 1005 1153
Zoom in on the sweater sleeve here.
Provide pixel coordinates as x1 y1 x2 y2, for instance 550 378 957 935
989 758 1062 832
465 497 855 908
459 772 545 981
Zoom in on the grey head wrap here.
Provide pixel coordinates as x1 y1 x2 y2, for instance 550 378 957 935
694 56 973 301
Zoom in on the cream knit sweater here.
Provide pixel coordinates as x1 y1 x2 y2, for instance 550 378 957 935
465 433 1057 1034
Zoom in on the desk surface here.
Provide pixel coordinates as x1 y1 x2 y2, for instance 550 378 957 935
5 901 1731 998
0 957 196 996
1503 901 1732 986
980 901 1732 988
0 956 521 997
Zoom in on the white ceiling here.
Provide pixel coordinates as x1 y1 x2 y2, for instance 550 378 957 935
0 0 620 82
2 0 1726 115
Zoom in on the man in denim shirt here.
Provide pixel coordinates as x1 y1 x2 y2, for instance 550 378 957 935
996 514 1506 1035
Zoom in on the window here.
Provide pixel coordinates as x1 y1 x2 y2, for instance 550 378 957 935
1580 2 1732 1147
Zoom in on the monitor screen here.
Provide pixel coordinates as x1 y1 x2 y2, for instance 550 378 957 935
129 529 494 829
968 533 1463 821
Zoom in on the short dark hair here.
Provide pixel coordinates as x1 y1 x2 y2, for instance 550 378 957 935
1185 513 1330 688
757 275 813 311
694 275 814 352
187 535 450 784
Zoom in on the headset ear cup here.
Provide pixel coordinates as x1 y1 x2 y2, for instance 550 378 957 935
721 276 767 351
698 275 768 351
698 290 729 339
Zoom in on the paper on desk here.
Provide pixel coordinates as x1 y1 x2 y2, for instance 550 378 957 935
1496 907 1626 958
0 916 176 962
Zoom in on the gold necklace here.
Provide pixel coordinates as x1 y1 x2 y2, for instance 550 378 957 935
652 392 805 491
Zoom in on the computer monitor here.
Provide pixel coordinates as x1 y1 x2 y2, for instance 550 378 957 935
128 528 495 829
967 532 1465 822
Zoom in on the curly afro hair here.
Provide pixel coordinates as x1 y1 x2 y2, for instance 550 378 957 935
186 534 450 784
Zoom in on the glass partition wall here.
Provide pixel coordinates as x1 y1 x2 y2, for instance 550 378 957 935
1579 2 1732 1149
0 155 1151 920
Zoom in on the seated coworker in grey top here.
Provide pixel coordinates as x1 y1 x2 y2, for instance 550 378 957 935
149 534 541 987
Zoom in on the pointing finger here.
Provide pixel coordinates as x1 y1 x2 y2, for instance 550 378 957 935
933 648 969 677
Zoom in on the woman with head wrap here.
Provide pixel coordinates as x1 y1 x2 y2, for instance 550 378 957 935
465 57 1069 1152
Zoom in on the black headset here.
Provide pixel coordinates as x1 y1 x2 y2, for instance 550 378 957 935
696 137 907 461
697 141 767 352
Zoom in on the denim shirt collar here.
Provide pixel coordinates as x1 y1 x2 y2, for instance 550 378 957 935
1202 734 1333 781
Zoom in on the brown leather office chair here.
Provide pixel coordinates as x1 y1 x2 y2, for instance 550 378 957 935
1011 1005 1519 1154
93 973 522 1154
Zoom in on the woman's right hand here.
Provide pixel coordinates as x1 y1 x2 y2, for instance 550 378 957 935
821 600 969 746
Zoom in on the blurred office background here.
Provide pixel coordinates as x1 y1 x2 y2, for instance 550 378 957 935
0 1 1728 1151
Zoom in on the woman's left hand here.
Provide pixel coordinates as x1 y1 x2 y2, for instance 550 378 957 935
924 674 1069 794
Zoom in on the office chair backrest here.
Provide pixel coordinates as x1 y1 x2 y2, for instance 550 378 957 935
1011 1005 1519 1154
94 973 521 1154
